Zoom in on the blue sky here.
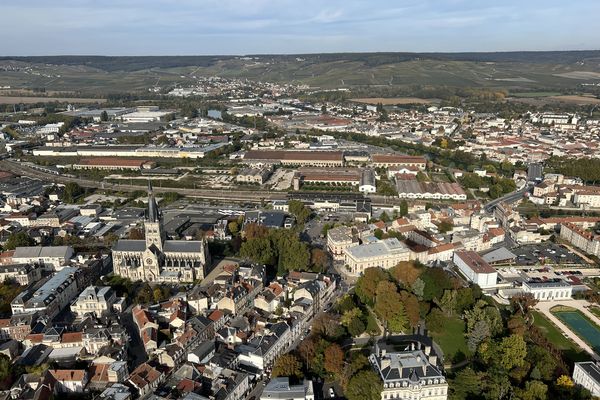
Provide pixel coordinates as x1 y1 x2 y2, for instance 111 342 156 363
2 0 599 55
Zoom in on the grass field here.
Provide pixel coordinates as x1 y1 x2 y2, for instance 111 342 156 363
547 95 600 105
590 307 600 319
350 97 434 105
531 311 579 351
430 317 469 364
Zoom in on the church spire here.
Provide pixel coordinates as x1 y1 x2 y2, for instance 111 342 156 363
147 180 159 222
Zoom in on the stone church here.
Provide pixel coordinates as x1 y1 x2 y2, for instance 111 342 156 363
112 182 210 283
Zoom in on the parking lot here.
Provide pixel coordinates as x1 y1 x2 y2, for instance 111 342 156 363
512 242 587 266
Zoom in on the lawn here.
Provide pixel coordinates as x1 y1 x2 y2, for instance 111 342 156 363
430 317 470 364
590 307 600 319
510 91 561 98
530 311 579 352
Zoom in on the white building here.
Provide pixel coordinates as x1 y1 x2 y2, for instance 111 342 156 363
522 279 573 301
573 362 600 397
12 246 74 270
70 286 117 317
369 341 448 400
327 226 357 261
453 251 498 289
344 238 410 276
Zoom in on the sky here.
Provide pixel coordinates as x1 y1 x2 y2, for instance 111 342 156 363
2 0 599 55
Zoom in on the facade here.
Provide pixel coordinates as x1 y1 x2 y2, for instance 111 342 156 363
369 342 448 400
453 251 497 289
0 263 42 285
236 167 272 185
50 369 89 393
573 362 600 397
359 169 377 193
11 267 80 319
243 150 344 167
371 154 427 170
559 223 600 257
396 180 467 201
112 182 210 283
260 377 315 400
522 279 573 301
326 226 357 261
12 246 74 270
70 286 117 317
344 238 410 276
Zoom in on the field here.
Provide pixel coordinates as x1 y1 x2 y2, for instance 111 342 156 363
531 311 578 351
2 51 600 94
546 95 600 105
509 91 561 98
350 97 434 105
0 96 105 104
430 317 469 364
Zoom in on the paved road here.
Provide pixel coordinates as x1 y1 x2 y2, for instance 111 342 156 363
121 306 149 370
484 183 533 213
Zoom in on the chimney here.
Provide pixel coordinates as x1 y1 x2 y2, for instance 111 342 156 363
424 345 431 356
380 348 386 357
381 357 391 370
429 355 437 366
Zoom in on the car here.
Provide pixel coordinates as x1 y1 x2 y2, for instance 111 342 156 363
329 387 335 398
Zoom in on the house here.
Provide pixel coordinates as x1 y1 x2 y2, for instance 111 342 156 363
49 369 89 393
70 286 116 317
12 246 74 270
132 306 158 353
127 363 164 398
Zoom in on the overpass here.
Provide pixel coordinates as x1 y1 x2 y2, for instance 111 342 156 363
484 183 533 213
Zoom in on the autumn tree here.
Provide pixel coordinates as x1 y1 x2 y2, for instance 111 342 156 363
310 248 328 272
356 267 389 306
390 261 422 286
374 281 408 333
128 227 145 240
399 290 420 328
324 344 344 377
271 354 302 379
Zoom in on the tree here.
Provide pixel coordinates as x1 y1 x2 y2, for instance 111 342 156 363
391 261 422 286
62 182 84 203
271 354 302 379
311 248 328 272
450 367 482 400
100 110 109 122
399 199 408 217
379 211 390 222
438 219 454 234
374 281 408 333
496 334 527 371
355 267 389 306
517 380 548 400
467 320 491 352
347 316 366 337
4 231 35 250
240 237 275 265
244 223 269 240
227 221 239 235
324 344 344 377
556 375 574 389
399 290 420 328
346 370 383 400
425 307 448 333
288 200 311 224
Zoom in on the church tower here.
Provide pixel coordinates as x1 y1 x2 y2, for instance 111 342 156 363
144 181 164 251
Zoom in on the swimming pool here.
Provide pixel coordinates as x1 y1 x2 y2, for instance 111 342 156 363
553 311 600 353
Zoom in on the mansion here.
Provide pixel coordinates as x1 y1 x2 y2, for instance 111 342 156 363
112 183 210 283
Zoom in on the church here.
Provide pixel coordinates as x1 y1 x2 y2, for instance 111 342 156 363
112 182 210 283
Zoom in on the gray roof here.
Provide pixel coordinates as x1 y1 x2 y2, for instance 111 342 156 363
163 240 203 253
346 238 408 260
13 246 72 259
261 377 311 399
482 247 517 263
112 240 146 252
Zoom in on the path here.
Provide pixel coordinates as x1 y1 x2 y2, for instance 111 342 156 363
534 299 600 359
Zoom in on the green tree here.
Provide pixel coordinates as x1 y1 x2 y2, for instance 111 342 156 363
346 370 383 400
288 200 311 224
100 110 109 121
496 334 527 371
271 353 303 379
517 380 548 400
62 182 84 203
450 367 483 400
438 220 454 233
355 267 389 306
227 221 239 235
399 199 408 217
240 237 275 265
4 231 35 250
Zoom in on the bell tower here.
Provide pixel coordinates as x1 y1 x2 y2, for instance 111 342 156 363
144 181 164 251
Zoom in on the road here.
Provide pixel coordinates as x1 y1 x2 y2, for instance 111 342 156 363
484 183 533 213
121 305 149 370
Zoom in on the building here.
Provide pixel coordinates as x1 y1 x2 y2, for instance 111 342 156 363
344 238 410 276
243 150 344 167
127 363 164 398
236 167 272 185
11 267 80 319
573 361 600 397
49 369 89 393
70 286 117 317
112 182 210 283
73 158 155 171
260 377 315 400
453 251 497 289
371 154 427 170
12 246 74 270
522 279 573 301
369 341 448 400
327 226 357 261
396 180 467 201
560 223 600 257
0 263 42 285
359 169 377 193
